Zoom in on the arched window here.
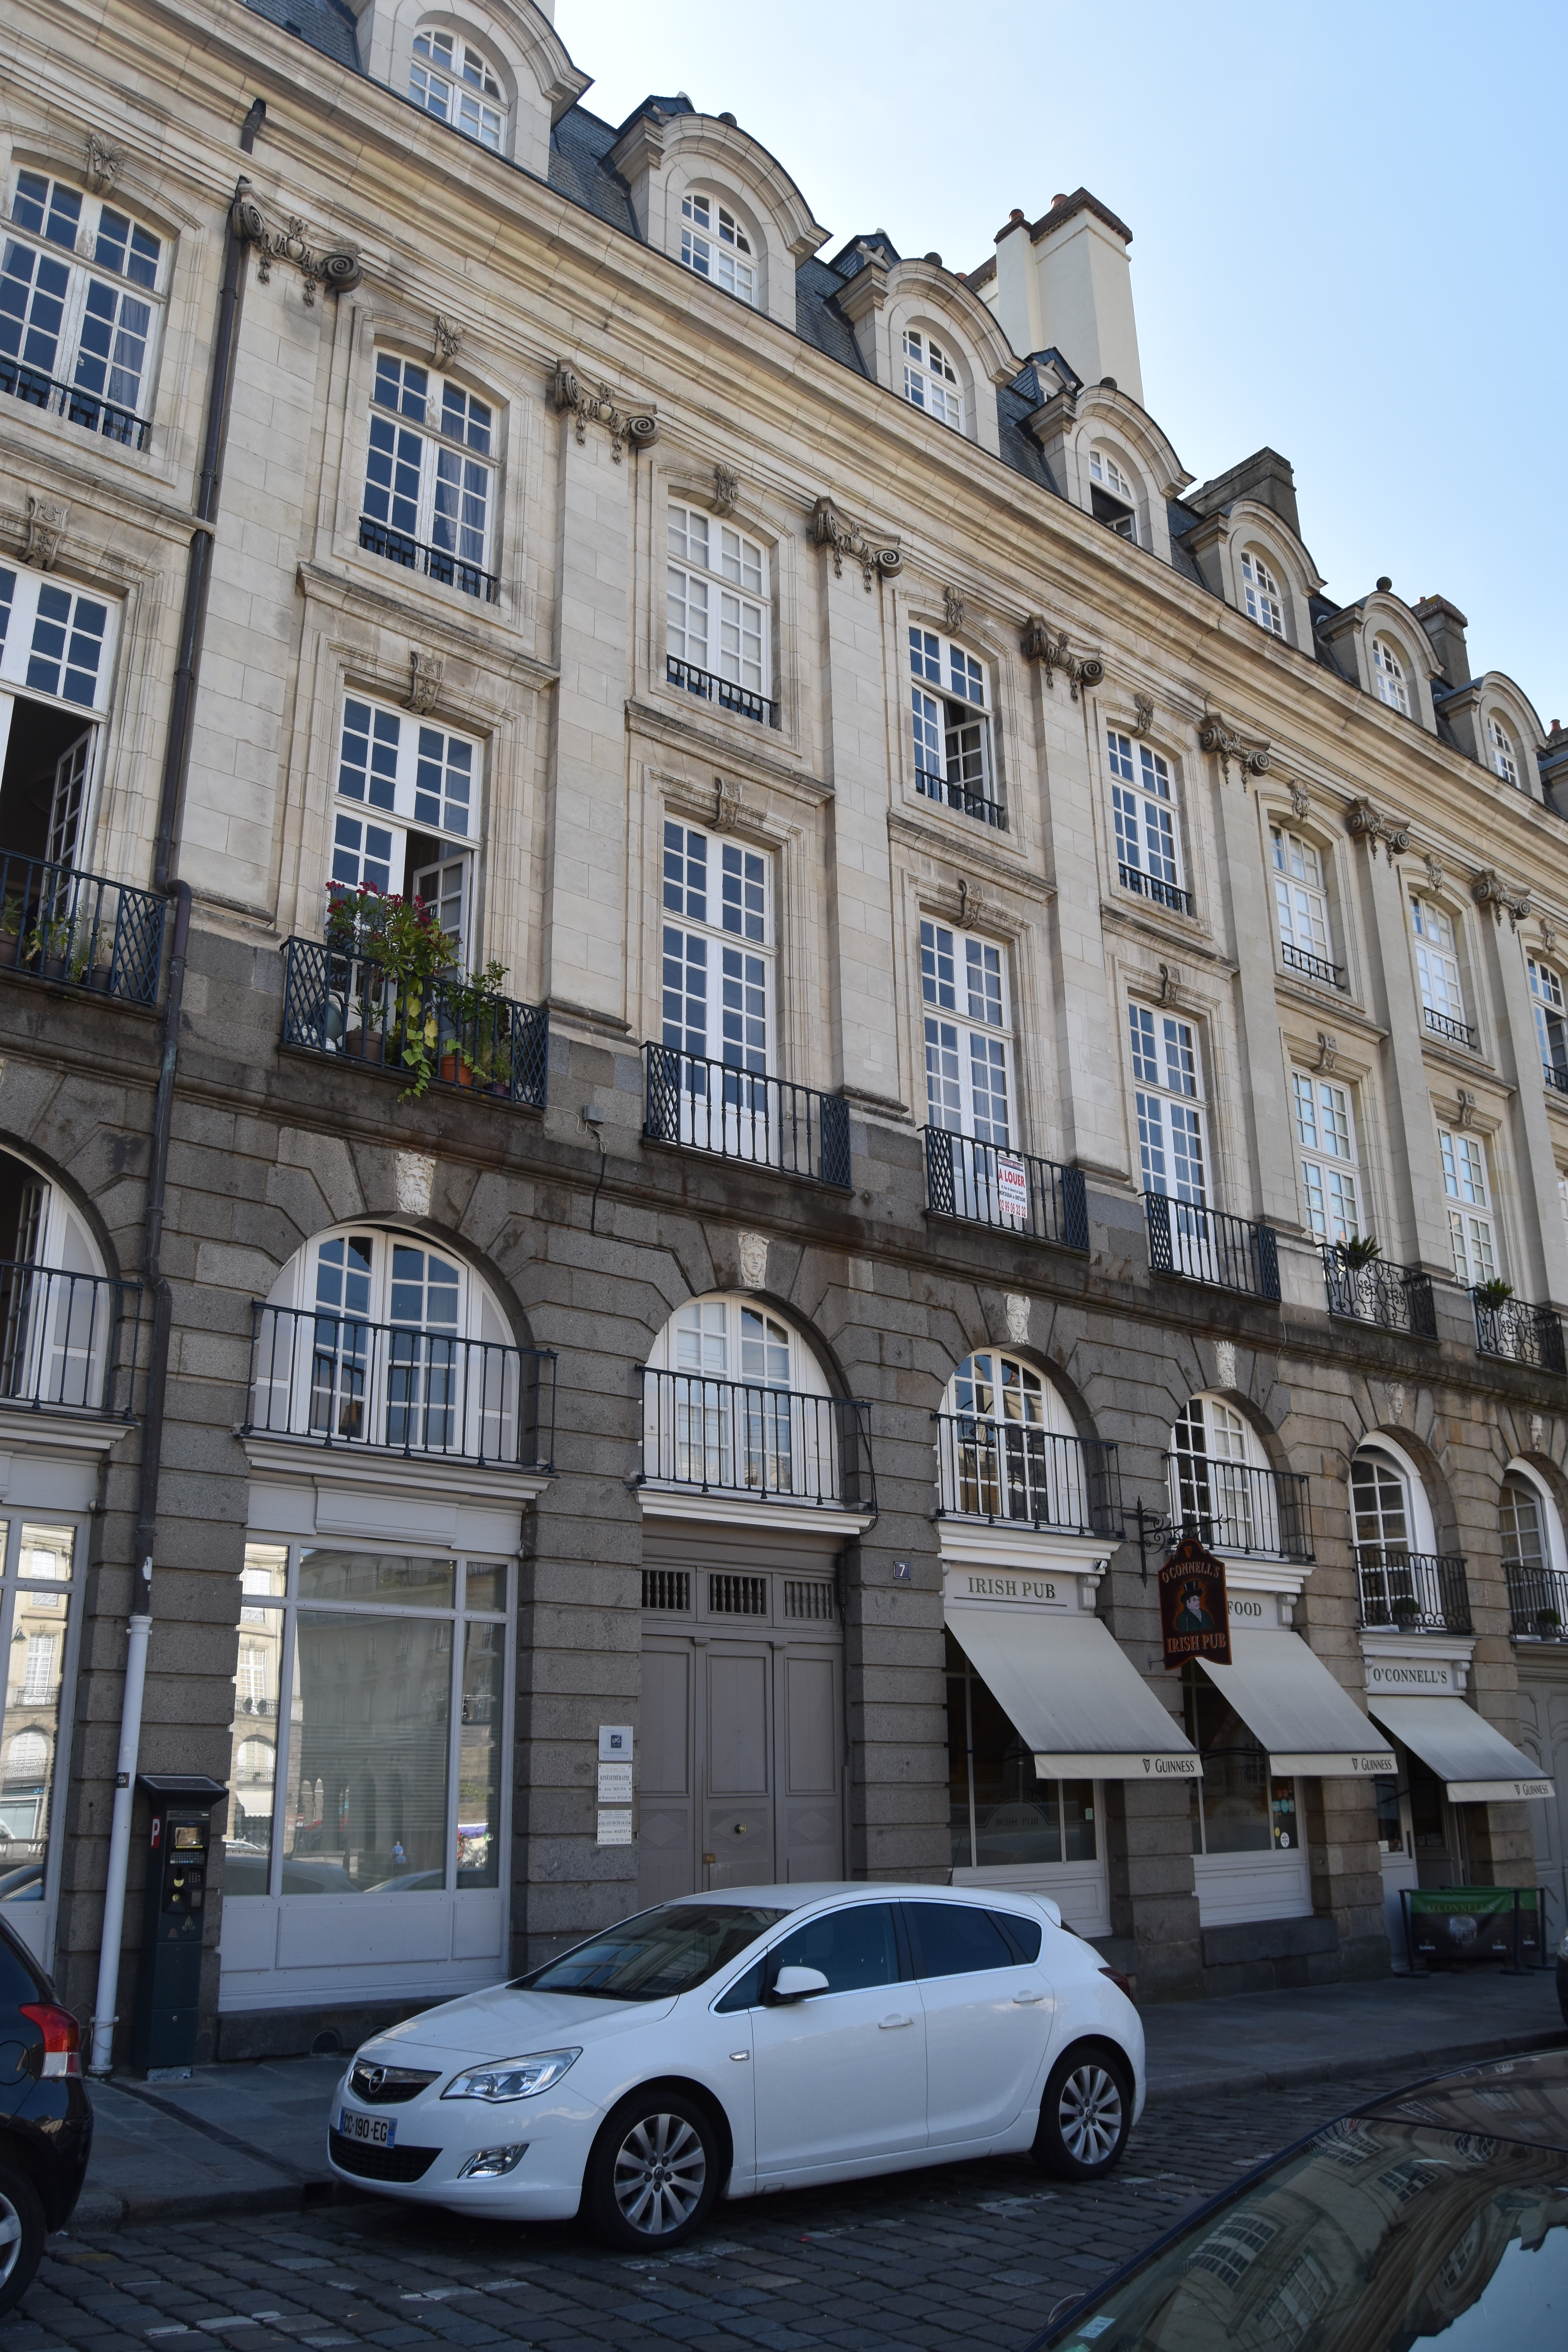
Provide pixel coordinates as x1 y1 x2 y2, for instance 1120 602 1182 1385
2 1731 47 1786
1373 637 1410 715
1241 550 1285 637
901 327 962 429
642 1293 839 1504
679 191 756 303
1271 828 1339 985
909 627 998 827
936 1351 1096 1533
1109 730 1187 913
1529 958 1568 1090
1168 1395 1298 1557
0 1148 115 1413
1088 446 1138 540
1502 1467 1566 1635
409 26 506 149
1350 1441 1454 1631
1489 715 1520 786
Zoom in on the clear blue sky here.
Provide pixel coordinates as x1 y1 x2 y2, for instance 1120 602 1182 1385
556 0 1566 732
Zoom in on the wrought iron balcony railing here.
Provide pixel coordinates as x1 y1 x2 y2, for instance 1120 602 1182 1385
934 1414 1123 1537
0 851 165 1007
1 354 151 450
358 514 497 602
1473 1291 1566 1372
664 655 777 728
1355 1547 1472 1635
643 1044 851 1188
915 769 1008 831
245 1303 556 1470
1163 1457 1314 1561
1118 864 1194 916
1323 1248 1437 1337
1279 941 1345 988
1423 1004 1475 1050
280 940 548 1110
923 1129 1088 1251
0 1261 143 1419
1507 1564 1568 1642
1145 1193 1280 1301
640 1367 875 1513
1543 1062 1568 1096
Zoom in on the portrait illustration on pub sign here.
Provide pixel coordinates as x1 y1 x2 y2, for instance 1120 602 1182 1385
1159 1534 1232 1668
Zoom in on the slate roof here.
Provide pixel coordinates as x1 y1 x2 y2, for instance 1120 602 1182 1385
242 0 359 71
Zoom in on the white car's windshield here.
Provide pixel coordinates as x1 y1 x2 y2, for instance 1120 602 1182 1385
514 1904 790 2001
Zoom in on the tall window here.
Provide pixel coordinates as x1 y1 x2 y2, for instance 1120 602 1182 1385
1109 733 1187 912
0 1519 76 1899
1373 638 1410 714
920 920 1011 1143
666 508 771 720
1501 1475 1555 1625
1293 1073 1361 1244
328 694 478 952
1130 1003 1206 1205
1088 446 1137 540
1409 898 1469 1043
661 820 770 1076
1183 1665 1298 1861
909 629 998 826
1351 1448 1410 1555
643 1294 833 1501
361 354 494 599
679 194 756 303
1438 1127 1497 1285
0 567 122 872
902 328 962 429
408 27 505 149
1530 959 1568 1089
1169 1396 1263 1554
1270 829 1337 982
1 169 162 445
946 1632 1096 1871
1241 550 1285 636
1489 716 1520 786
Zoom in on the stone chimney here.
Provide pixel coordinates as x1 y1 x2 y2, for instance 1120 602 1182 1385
979 189 1142 403
1185 448 1302 543
1415 596 1470 688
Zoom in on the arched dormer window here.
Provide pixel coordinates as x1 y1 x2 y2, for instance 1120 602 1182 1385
409 24 506 149
1489 714 1520 786
1088 445 1138 541
1241 549 1285 637
1373 637 1410 715
679 190 757 303
641 1292 847 1506
936 1351 1101 1534
901 326 962 429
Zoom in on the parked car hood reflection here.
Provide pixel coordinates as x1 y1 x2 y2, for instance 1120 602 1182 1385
366 1982 682 2056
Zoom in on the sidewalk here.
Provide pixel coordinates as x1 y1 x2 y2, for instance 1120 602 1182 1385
73 1970 1566 2231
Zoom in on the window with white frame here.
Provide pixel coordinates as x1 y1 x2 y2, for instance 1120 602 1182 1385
1530 959 1568 1089
1293 1072 1361 1244
1088 445 1138 539
408 25 506 149
920 918 1012 1145
1409 897 1469 1042
938 1352 1086 1534
361 354 495 599
643 1293 832 1500
1488 715 1521 786
1109 730 1187 911
661 820 770 1076
902 327 962 430
666 507 771 719
2 169 163 446
328 694 479 953
1241 550 1285 637
0 566 122 873
1373 637 1410 714
679 192 756 303
1271 828 1338 982
909 628 998 825
1130 1003 1207 1203
1170 1394 1272 1555
1439 1125 1497 1285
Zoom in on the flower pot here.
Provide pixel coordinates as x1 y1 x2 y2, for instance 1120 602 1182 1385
439 1052 477 1088
42 955 69 982
0 935 19 970
345 1025 387 1063
89 960 114 993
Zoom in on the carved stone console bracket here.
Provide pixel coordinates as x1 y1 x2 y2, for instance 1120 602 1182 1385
1473 867 1530 928
1198 710 1272 783
944 585 965 633
85 134 124 194
1131 693 1156 737
432 314 463 366
405 650 444 714
552 363 659 461
1020 615 1104 700
810 497 902 590
230 179 362 303
711 774 744 832
23 494 69 570
1345 796 1411 863
710 465 740 517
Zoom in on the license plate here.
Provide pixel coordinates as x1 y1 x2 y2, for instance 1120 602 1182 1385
338 2108 395 2149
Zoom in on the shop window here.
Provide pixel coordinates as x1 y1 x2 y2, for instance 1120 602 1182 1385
1182 1662 1298 1858
946 1630 1096 1870
909 628 1000 828
0 1517 77 1940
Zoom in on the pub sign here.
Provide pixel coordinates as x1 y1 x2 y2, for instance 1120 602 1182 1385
1159 1534 1232 1669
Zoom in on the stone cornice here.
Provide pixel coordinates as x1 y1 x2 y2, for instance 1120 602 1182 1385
624 699 831 803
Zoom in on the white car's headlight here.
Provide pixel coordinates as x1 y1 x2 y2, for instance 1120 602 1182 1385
1558 1929 1568 1961
442 2049 581 2103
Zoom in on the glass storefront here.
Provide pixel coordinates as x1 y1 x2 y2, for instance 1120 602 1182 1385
0 1520 75 1911
223 1544 508 1900
945 1628 1096 1869
1182 1662 1299 1856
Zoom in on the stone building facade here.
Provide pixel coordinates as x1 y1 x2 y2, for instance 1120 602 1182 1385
4 0 1567 2063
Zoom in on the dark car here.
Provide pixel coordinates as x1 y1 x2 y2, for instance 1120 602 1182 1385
1028 2048 1568 2351
0 1913 91 2314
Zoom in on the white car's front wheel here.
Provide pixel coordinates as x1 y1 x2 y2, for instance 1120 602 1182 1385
583 2090 722 2249
1030 2043 1133 2181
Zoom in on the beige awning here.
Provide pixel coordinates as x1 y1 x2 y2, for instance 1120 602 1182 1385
947 1606 1199 1780
1197 1630 1396 1777
1368 1695 1555 1803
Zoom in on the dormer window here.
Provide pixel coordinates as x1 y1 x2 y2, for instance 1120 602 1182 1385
1088 446 1137 541
409 26 505 151
1241 550 1285 637
1373 637 1410 715
679 193 756 304
902 328 962 430
1489 715 1520 786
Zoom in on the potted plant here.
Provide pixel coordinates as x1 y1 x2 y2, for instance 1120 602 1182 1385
1339 1234 1381 1270
443 959 510 1090
323 887 458 1092
0 899 22 970
1390 1593 1422 1625
26 913 74 980
1535 1606 1563 1637
1474 1277 1515 1310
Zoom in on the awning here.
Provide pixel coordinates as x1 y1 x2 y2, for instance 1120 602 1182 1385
947 1607 1199 1780
1196 1630 1395 1778
1368 1695 1555 1804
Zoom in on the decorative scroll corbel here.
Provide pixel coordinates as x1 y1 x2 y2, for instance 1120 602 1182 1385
1472 867 1530 928
405 650 444 715
551 363 659 461
956 877 985 930
23 494 69 570
1456 1089 1477 1128
1345 795 1410 863
1020 615 1104 701
1541 915 1559 956
710 464 740 517
1198 710 1272 784
230 179 362 303
1158 962 1181 1004
809 497 902 590
1423 852 1445 893
1289 782 1311 821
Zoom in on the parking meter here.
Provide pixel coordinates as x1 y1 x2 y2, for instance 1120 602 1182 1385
129 1774 228 2076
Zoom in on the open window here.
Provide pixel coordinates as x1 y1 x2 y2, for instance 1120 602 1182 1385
0 1147 120 1416
1088 444 1138 541
327 691 479 959
909 627 1000 828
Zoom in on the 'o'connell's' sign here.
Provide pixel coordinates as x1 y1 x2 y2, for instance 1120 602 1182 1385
1159 1533 1232 1670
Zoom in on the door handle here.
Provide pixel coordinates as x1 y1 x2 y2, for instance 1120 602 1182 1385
879 2014 914 2029
1012 1991 1045 2005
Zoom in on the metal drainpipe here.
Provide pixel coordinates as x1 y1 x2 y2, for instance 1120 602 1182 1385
89 102 263 2076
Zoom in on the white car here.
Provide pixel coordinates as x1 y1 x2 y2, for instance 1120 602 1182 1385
326 1881 1144 2248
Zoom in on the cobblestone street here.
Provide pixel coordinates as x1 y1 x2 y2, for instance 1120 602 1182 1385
5 2060 1455 2352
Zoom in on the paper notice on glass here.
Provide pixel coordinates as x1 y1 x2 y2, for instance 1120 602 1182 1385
598 1763 633 1802
597 1808 634 1846
996 1154 1029 1221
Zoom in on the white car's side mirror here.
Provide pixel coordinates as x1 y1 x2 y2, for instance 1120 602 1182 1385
771 1965 829 2003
